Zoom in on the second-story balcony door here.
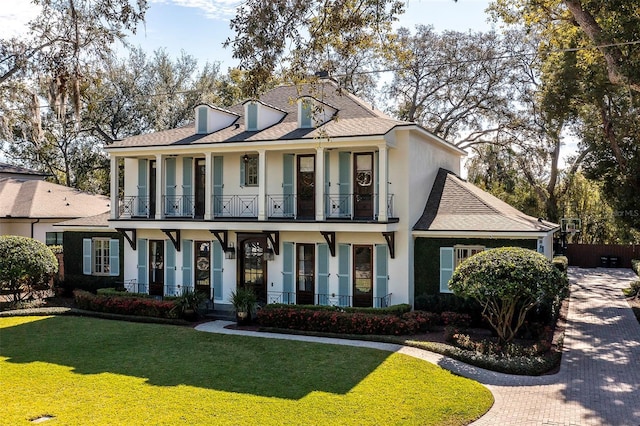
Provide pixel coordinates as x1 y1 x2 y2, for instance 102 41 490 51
194 159 206 218
297 154 315 219
148 160 157 217
354 153 374 219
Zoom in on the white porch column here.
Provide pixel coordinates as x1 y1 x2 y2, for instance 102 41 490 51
155 154 164 220
315 147 325 221
258 149 267 220
205 152 213 220
110 155 119 220
378 145 388 222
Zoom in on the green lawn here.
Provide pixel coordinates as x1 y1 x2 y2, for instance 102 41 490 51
0 316 492 425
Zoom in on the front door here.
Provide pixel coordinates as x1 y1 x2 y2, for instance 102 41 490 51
194 159 206 218
297 154 315 218
195 241 211 298
354 153 374 219
149 240 164 296
239 235 267 304
296 244 315 305
353 245 373 307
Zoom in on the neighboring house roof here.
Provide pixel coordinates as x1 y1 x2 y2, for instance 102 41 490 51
0 178 110 219
54 212 111 229
106 81 437 149
413 168 559 234
0 162 47 179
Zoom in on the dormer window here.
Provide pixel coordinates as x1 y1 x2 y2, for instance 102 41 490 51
246 103 258 131
297 97 337 129
197 106 208 133
300 100 313 128
195 104 239 134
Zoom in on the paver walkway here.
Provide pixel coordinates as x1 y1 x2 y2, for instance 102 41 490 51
196 268 640 425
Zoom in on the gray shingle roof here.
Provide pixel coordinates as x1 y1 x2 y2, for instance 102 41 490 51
0 178 110 219
413 168 559 233
108 82 409 149
55 212 111 228
0 162 47 177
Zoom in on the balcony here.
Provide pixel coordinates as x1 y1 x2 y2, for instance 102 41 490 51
213 195 258 218
120 196 151 218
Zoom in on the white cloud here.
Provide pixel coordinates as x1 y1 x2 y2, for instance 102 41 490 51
0 3 41 38
150 0 243 20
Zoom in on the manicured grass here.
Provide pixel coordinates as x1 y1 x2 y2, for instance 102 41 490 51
0 316 492 425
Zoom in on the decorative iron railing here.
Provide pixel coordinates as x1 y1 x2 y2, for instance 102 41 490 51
212 195 258 218
120 196 150 218
324 193 395 219
164 284 195 297
164 195 196 218
263 292 392 308
267 291 296 304
267 194 296 218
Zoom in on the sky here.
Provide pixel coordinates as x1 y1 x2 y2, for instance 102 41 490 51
1 0 495 71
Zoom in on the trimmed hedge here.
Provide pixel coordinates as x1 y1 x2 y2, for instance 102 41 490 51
97 288 157 299
74 290 178 319
260 303 411 316
257 307 438 335
632 259 639 276
552 256 569 272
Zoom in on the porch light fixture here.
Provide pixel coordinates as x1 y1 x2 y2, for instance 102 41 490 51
265 247 275 261
225 242 236 260
242 153 250 163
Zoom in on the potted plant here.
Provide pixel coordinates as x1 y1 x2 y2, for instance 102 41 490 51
171 288 206 321
230 286 257 325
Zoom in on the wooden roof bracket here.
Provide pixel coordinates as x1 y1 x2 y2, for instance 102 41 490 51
115 228 137 250
264 231 280 255
320 231 336 257
209 230 229 251
161 229 181 252
382 231 395 259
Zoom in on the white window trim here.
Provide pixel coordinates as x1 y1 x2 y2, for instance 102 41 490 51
453 245 485 268
93 238 111 276
244 154 259 187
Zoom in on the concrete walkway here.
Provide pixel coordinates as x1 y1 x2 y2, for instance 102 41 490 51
195 268 640 425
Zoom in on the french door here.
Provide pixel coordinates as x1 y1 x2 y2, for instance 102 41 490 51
353 245 373 307
149 240 164 296
296 244 315 305
239 235 267 304
297 154 315 218
354 153 374 219
194 241 211 297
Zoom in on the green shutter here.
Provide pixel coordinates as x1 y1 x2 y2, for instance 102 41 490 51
324 151 331 216
239 156 246 187
137 239 148 289
374 150 379 217
197 106 207 133
440 247 454 293
283 154 294 216
338 243 350 306
282 242 294 304
212 241 223 301
213 156 223 215
83 238 92 275
375 244 388 307
137 159 147 216
109 239 120 277
182 157 193 216
182 240 193 288
165 157 176 216
338 152 351 216
247 103 258 130
317 243 329 304
166 242 176 295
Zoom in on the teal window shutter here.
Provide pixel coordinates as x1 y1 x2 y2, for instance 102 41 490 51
197 106 208 133
300 100 312 128
317 243 329 304
182 240 193 288
137 239 148 289
440 247 455 293
239 156 246 187
375 244 388 307
324 151 330 216
374 150 379 217
166 157 176 195
182 157 193 216
109 239 120 277
283 154 294 216
213 156 223 215
166 242 176 296
212 241 223 301
137 159 147 216
338 244 350 306
83 238 92 275
247 103 258 130
338 152 351 216
282 242 294 303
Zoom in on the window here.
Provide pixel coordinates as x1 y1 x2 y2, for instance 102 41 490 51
83 238 119 276
197 106 208 133
242 154 259 186
454 245 485 268
246 102 258 130
300 100 313 128
46 232 63 245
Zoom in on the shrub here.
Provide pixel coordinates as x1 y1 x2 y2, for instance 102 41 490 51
97 288 156 299
260 303 411 316
449 247 566 343
632 259 639 276
440 311 472 327
257 306 437 335
552 256 569 272
0 235 58 306
73 290 178 319
414 293 484 326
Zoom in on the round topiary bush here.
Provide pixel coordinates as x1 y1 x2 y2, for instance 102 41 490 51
449 247 565 343
0 235 59 306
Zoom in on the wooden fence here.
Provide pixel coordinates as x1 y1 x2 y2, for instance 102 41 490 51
565 244 640 268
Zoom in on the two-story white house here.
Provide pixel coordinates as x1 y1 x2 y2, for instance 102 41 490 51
105 81 557 310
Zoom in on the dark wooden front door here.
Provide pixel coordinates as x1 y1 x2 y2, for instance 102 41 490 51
296 243 315 305
149 160 157 217
149 240 164 296
297 154 315 218
353 245 373 307
194 159 206 218
354 153 374 219
195 241 211 298
239 235 267 304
